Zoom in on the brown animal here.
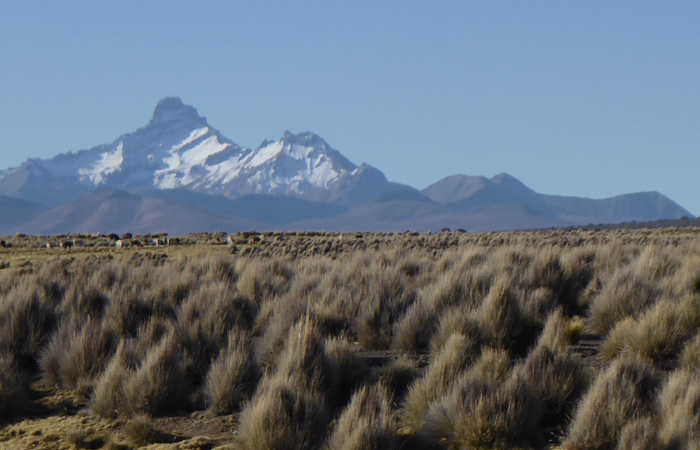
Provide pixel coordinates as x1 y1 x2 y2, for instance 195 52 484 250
122 232 133 240
107 233 120 240
131 240 143 248
59 241 73 251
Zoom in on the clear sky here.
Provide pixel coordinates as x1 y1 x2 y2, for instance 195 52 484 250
1 2 698 214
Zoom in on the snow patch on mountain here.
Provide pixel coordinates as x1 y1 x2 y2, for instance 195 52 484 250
154 128 235 189
78 142 124 185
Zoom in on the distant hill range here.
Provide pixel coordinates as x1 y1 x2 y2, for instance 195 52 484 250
0 97 692 235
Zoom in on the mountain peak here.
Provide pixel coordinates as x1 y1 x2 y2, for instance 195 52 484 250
280 130 325 146
149 97 207 127
491 173 530 189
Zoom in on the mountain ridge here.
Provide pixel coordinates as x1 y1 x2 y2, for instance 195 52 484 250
0 97 692 234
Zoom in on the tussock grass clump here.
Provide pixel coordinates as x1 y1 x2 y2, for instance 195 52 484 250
390 302 438 354
561 357 662 450
89 342 134 418
174 284 253 385
617 417 661 450
370 356 419 404
204 327 258 415
0 352 29 419
121 414 154 448
323 336 369 409
41 318 119 390
234 376 330 450
600 294 700 367
471 277 536 354
679 332 700 370
514 346 587 424
536 308 573 352
587 267 662 336
121 413 177 447
324 384 399 450
0 288 57 372
348 260 420 351
397 333 482 435
421 373 543 449
429 306 482 355
517 309 589 425
122 333 190 415
235 318 368 450
657 369 700 449
236 259 294 304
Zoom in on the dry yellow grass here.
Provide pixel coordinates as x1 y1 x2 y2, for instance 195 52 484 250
0 227 700 449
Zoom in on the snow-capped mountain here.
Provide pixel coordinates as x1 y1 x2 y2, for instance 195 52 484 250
0 96 692 235
0 97 408 207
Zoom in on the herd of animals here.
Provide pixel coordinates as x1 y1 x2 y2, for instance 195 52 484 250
46 233 182 250
0 232 182 251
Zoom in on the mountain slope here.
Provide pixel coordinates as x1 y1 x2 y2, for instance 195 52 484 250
139 189 349 225
0 97 406 207
0 196 51 235
290 199 571 232
16 189 265 235
423 173 693 223
0 97 692 233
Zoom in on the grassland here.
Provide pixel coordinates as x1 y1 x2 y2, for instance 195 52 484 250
1 226 700 449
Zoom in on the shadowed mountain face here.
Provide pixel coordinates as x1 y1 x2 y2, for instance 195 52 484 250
0 196 50 234
138 189 349 225
423 173 692 225
15 189 265 236
0 98 693 234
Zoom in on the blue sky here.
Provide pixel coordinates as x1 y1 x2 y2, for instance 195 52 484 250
1 2 699 214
